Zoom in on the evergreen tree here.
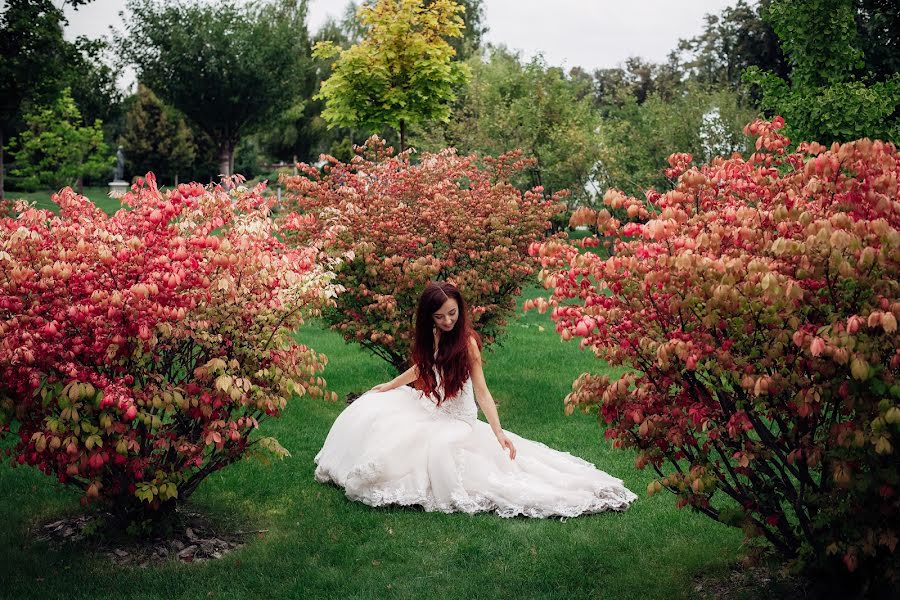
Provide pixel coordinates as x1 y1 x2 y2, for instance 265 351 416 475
120 84 196 185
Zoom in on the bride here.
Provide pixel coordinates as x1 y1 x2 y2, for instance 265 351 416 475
314 281 637 518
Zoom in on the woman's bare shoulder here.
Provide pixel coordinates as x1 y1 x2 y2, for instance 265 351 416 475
467 335 482 359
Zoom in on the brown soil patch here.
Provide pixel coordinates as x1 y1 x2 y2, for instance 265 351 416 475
692 560 814 599
34 508 257 568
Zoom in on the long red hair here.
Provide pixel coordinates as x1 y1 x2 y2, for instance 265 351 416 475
411 281 480 405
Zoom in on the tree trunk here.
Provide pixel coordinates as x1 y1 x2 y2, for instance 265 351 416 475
218 141 232 180
76 175 83 195
0 128 5 201
399 120 407 153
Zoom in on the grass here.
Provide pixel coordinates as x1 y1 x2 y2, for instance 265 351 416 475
5 186 126 215
0 285 746 600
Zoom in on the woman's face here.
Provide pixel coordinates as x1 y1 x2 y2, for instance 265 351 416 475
432 297 459 333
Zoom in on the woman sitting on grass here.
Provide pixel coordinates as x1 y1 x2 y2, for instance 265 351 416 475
315 280 637 517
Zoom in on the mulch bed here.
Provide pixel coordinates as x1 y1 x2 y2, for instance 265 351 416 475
692 559 815 600
33 508 256 568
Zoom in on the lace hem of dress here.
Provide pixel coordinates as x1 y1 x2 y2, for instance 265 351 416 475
313 452 637 519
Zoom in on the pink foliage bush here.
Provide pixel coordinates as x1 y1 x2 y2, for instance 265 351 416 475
279 138 565 371
529 118 899 583
0 175 337 518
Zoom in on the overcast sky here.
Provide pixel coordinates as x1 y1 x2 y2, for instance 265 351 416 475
62 0 740 92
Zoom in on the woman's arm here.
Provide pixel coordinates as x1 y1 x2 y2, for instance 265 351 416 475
370 364 418 393
468 337 517 460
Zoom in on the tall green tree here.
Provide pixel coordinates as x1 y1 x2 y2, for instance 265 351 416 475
745 0 900 143
120 84 196 185
66 37 124 142
413 47 601 205
120 0 314 178
855 0 900 81
9 88 112 192
430 0 486 60
591 57 683 112
291 16 358 162
256 0 319 163
338 1 367 45
595 84 755 198
313 0 470 151
674 0 788 90
335 0 484 59
0 0 97 199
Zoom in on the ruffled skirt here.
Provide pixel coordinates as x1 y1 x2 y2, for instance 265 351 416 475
314 386 637 518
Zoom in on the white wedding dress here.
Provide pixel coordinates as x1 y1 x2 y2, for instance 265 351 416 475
314 372 637 518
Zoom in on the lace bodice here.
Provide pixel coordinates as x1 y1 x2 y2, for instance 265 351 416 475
418 369 477 423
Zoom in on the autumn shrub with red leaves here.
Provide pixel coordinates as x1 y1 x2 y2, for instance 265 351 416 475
0 175 338 521
528 118 899 588
279 137 565 371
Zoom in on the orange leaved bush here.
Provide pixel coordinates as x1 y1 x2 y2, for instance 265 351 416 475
279 138 565 371
529 118 899 587
0 175 338 520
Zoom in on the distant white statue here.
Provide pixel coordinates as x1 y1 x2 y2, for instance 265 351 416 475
115 145 125 181
109 145 128 198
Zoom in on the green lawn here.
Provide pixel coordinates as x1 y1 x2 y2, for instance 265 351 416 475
5 186 126 215
0 285 745 600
